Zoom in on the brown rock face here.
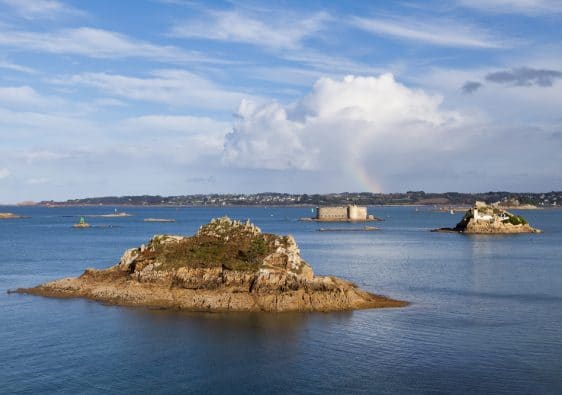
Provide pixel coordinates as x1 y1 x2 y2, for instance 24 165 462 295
17 217 406 312
462 219 538 234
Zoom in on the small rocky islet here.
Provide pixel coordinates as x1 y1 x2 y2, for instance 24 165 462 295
0 212 26 219
16 217 407 312
433 201 541 234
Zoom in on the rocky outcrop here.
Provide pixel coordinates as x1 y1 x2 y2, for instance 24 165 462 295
0 212 25 219
16 217 406 312
433 202 541 234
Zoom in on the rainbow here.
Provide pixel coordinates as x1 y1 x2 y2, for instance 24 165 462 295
347 158 384 193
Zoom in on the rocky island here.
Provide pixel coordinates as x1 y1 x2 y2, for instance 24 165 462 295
433 201 541 234
16 217 406 312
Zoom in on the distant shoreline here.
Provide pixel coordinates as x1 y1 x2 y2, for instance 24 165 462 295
1 203 556 209
5 191 559 208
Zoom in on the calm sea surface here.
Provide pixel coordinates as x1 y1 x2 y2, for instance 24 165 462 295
1 206 561 394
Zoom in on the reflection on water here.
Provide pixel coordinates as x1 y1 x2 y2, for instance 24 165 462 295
1 206 562 393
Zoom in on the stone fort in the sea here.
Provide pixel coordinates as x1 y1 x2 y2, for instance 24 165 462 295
316 205 375 222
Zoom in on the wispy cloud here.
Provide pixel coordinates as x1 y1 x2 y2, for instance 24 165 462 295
0 60 37 74
56 69 260 111
456 0 562 15
0 107 103 145
0 0 85 19
351 15 506 48
0 85 91 114
119 114 230 136
26 177 50 185
0 86 61 109
0 27 220 63
170 10 330 50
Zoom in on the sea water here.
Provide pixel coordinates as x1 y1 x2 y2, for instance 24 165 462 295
1 206 561 394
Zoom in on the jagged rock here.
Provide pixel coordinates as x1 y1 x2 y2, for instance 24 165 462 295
16 217 406 312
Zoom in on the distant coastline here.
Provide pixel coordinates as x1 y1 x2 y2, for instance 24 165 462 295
25 191 561 209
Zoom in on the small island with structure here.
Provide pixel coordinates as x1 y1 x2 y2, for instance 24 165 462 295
433 201 541 234
15 217 406 312
301 205 382 222
72 216 91 228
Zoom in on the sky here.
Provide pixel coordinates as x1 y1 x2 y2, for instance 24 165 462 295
0 0 561 203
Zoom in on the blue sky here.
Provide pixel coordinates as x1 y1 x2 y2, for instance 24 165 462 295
0 0 561 203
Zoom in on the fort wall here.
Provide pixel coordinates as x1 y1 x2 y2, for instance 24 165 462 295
317 206 348 220
316 205 369 221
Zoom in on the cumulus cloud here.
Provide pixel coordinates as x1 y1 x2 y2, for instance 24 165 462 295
225 99 313 170
224 74 461 175
461 81 483 94
486 67 562 87
223 73 562 192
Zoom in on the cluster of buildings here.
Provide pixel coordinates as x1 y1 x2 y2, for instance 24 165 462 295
472 201 509 222
39 191 562 207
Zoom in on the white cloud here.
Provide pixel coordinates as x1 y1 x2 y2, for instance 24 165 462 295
0 167 9 178
351 15 505 48
0 0 84 19
59 70 259 111
17 150 69 165
225 74 562 192
170 10 329 49
0 85 96 115
92 98 128 108
224 74 460 172
457 0 562 14
0 86 58 109
225 99 313 170
0 60 36 74
0 27 218 63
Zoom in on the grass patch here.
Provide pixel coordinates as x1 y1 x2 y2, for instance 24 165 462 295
503 214 528 225
150 233 278 272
